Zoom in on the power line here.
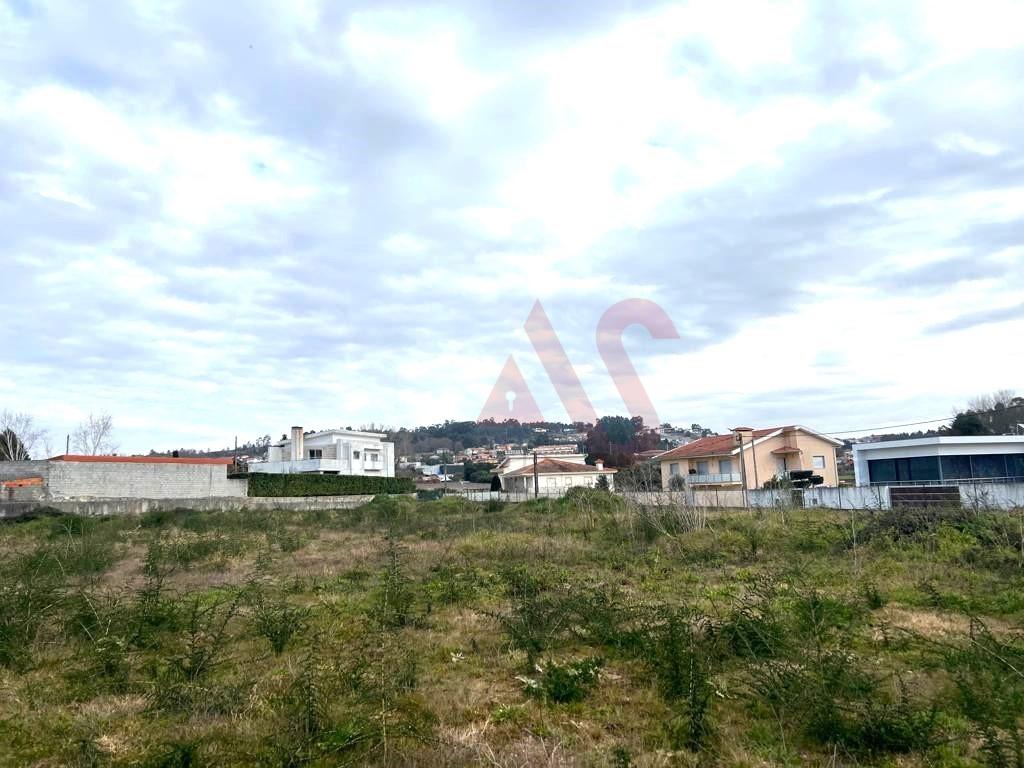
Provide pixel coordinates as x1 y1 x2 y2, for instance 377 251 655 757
823 400 1024 436
822 417 951 436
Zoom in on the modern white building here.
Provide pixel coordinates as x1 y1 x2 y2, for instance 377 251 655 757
497 450 616 494
853 435 1024 486
252 426 395 477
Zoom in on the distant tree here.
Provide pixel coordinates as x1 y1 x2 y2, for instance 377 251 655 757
690 423 714 438
584 416 659 467
595 475 610 491
0 411 47 460
71 412 117 455
946 412 991 436
490 474 502 492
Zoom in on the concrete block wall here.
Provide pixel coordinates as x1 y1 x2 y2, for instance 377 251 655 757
0 460 49 483
46 461 248 500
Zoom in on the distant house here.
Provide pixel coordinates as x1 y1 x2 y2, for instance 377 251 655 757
497 450 616 493
853 435 1024 486
657 426 842 489
253 426 395 477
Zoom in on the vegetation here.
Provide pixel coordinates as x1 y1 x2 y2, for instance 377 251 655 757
248 473 414 497
2 497 1024 765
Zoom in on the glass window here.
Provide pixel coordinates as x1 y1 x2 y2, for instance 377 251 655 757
353 450 360 459
1009 455 1024 480
972 454 1007 479
669 462 679 476
868 459 896 483
308 449 323 459
941 455 972 480
719 459 733 474
696 460 710 474
812 455 826 469
908 456 940 482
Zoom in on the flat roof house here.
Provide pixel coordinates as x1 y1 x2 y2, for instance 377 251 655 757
657 426 842 490
254 426 395 477
853 436 1024 486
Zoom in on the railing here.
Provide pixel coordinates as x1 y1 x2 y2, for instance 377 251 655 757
870 475 1024 487
683 472 742 484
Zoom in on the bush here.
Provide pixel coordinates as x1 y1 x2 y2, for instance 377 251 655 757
251 592 310 655
518 656 603 703
248 473 414 497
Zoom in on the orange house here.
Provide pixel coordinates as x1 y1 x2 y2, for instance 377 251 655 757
657 426 842 490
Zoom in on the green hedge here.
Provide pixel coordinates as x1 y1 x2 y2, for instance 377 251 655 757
247 473 415 498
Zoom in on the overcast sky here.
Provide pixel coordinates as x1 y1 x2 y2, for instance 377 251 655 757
2 0 1022 454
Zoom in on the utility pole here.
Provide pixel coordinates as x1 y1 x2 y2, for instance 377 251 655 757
65 434 70 456
533 451 539 499
736 431 749 508
750 434 760 490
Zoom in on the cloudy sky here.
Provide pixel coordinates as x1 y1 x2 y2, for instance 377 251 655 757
1 0 1022 454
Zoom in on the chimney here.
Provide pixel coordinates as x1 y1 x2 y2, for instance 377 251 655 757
595 459 604 471
291 426 304 461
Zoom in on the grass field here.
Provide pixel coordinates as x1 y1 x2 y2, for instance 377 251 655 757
3 491 1024 766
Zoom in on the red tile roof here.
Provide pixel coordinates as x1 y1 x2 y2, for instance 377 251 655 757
49 455 234 465
657 429 781 460
503 458 617 477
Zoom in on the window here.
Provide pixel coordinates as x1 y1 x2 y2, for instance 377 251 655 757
909 456 940 481
868 459 896 483
669 462 679 476
695 460 710 474
941 455 972 480
719 459 733 474
972 454 1006 479
353 450 360 459
812 455 826 470
308 449 322 459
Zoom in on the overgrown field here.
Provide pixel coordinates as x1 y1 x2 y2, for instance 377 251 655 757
3 492 1024 766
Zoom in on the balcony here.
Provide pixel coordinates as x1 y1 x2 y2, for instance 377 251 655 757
250 459 350 474
684 472 742 485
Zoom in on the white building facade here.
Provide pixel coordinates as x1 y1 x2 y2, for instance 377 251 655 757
253 427 395 477
853 436 1024 486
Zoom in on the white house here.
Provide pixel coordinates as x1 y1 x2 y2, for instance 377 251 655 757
252 426 395 477
853 435 1024 486
497 450 616 494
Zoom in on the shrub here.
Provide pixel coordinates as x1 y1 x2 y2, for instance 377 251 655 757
518 656 603 703
0 547 66 669
643 609 715 752
944 619 1024 765
371 541 417 630
251 592 310 655
248 473 414 497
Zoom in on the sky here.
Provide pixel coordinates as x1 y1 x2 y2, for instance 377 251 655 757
1 0 1022 455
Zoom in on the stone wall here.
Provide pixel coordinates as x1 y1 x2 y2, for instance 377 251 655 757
46 461 248 500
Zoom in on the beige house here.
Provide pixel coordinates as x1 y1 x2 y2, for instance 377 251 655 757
657 426 842 490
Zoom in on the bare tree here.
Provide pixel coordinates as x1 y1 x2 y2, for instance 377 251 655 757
71 412 118 455
966 389 1017 413
0 410 48 460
